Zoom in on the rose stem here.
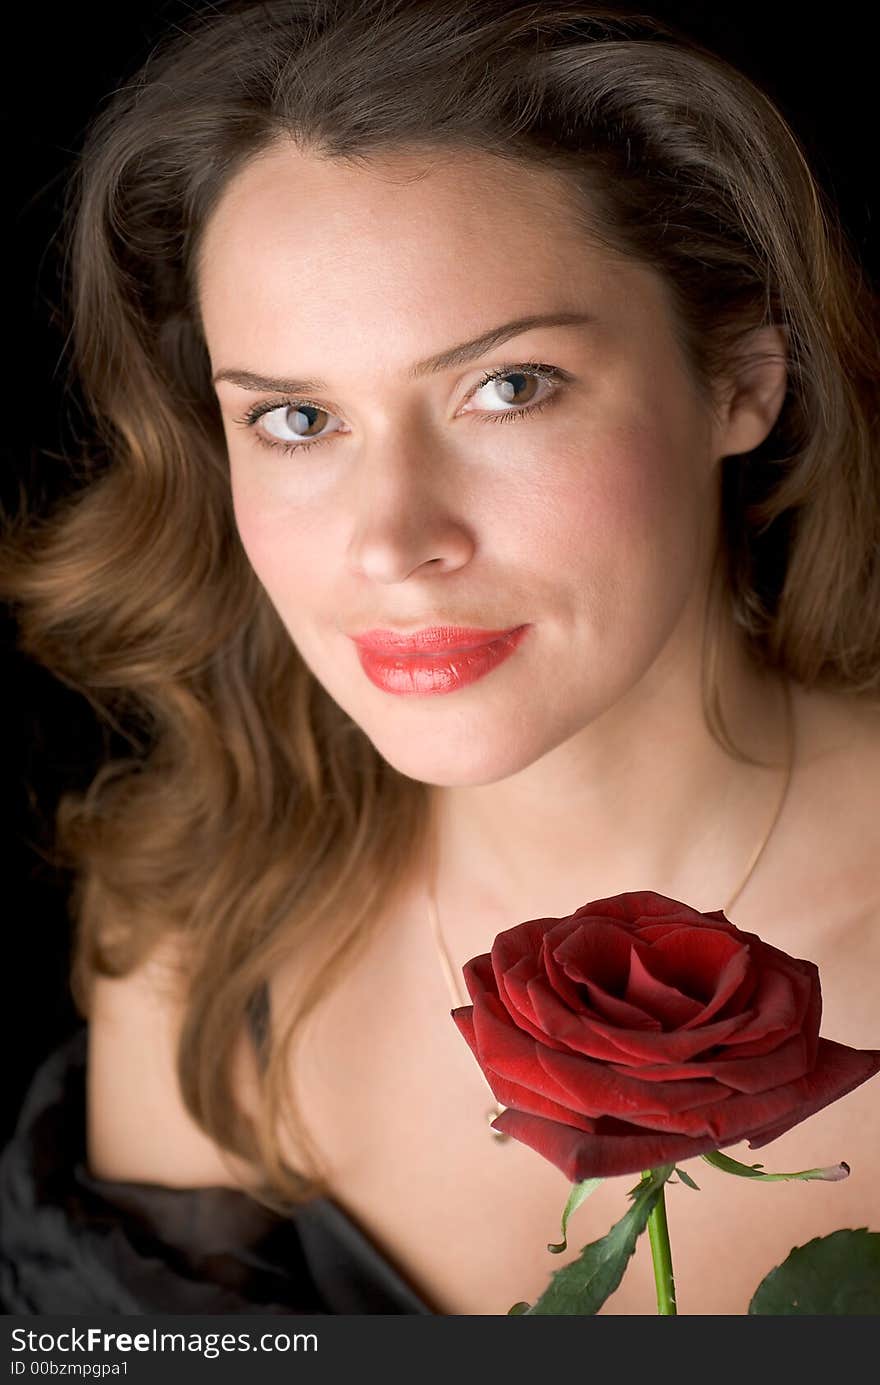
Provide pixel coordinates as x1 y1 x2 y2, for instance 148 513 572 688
641 1169 677 1315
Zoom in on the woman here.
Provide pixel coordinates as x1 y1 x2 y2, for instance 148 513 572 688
1 0 878 1316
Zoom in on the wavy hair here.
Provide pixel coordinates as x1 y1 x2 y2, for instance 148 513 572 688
3 0 879 1212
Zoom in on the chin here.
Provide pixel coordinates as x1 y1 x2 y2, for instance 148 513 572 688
358 717 558 788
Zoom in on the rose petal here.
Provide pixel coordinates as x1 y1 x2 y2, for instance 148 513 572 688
697 1032 811 1093
464 949 570 1051
485 1067 598 1132
527 973 672 1062
607 1033 811 1091
489 1107 726 1180
604 1057 716 1082
570 890 710 930
673 941 755 1028
597 1038 880 1144
553 920 636 993
491 917 559 991
536 1044 729 1119
452 1003 597 1129
491 917 586 1021
498 953 555 1028
636 923 713 944
640 930 759 1030
639 926 746 1002
580 974 663 1029
625 945 704 1026
501 945 660 1037
719 933 820 1037
717 963 815 1053
548 923 662 1028
460 949 495 1006
469 991 590 1107
543 919 627 1010
745 1038 880 1147
527 970 751 1063
798 965 822 1069
488 1036 880 1181
451 1002 479 1059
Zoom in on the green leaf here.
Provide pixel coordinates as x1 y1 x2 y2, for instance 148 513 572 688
749 1229 880 1314
517 1164 675 1315
507 1300 531 1314
547 1178 603 1253
702 1150 851 1183
674 1166 701 1191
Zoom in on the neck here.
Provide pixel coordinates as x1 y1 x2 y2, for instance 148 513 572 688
426 629 794 945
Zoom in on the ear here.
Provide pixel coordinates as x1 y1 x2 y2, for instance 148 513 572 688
711 325 789 460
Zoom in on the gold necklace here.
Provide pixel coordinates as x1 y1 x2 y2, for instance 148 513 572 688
426 676 796 1141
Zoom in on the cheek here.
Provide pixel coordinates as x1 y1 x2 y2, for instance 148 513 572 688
230 476 330 623
529 420 705 608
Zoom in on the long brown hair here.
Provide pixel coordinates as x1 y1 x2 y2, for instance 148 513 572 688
3 0 879 1213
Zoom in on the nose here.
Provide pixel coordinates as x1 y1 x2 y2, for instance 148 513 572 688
345 443 475 583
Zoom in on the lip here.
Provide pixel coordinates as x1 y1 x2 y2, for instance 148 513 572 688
351 625 522 654
352 624 530 697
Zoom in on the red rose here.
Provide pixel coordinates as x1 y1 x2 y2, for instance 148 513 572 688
451 890 880 1181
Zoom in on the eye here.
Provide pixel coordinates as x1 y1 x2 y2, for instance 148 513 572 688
465 364 558 415
232 361 571 457
263 402 343 445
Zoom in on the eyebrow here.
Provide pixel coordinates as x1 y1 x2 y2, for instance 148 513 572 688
211 310 595 394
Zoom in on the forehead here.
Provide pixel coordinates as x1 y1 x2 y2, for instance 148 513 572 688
196 141 671 369
200 143 585 275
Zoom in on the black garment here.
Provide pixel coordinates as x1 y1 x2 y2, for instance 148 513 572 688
0 987 434 1315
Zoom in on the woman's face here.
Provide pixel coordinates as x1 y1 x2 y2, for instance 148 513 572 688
198 143 739 786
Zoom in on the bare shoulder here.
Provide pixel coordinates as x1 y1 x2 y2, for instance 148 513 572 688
790 682 880 876
777 683 880 1035
795 680 880 764
86 931 264 1192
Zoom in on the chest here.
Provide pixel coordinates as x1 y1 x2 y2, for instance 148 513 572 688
281 901 880 1316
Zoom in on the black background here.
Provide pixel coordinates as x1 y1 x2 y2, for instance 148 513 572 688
3 2 878 1145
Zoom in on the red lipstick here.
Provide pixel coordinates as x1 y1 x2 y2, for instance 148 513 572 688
350 625 529 696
